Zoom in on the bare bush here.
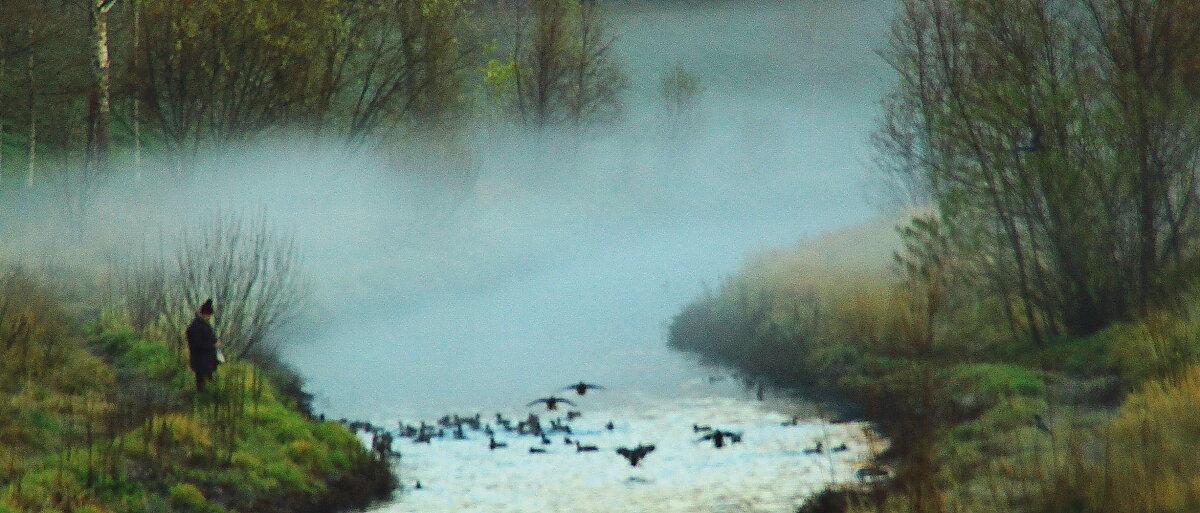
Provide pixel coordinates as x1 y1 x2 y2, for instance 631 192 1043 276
119 212 311 361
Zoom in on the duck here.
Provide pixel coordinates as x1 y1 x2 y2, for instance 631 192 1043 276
855 465 889 481
830 442 848 453
803 441 824 455
566 410 583 420
565 382 605 396
488 437 507 450
693 424 712 433
575 441 599 452
698 430 727 448
616 444 656 467
528 396 576 411
605 421 615 431
529 447 547 454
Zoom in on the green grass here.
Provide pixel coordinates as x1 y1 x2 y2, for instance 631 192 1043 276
0 271 394 513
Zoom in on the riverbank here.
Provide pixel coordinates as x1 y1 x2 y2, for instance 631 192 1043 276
668 216 1195 512
0 269 396 513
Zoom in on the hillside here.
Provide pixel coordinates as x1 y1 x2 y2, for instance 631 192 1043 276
0 268 395 513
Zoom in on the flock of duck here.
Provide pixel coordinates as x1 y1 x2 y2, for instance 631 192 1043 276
340 381 890 490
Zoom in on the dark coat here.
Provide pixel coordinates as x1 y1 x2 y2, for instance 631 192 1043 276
186 315 219 375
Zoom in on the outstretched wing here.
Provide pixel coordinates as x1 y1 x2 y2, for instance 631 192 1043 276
696 433 714 442
527 398 549 407
558 398 577 407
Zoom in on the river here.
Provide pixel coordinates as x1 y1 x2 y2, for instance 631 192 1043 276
279 0 895 510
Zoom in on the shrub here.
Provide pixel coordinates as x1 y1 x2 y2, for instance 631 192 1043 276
168 482 206 510
1108 312 1197 386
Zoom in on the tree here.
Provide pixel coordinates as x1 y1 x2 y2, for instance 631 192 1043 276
876 0 1200 339
503 0 625 128
134 0 343 168
121 212 311 362
658 63 703 135
85 0 118 181
315 0 474 145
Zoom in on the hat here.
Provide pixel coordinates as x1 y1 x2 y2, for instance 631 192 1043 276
199 298 214 315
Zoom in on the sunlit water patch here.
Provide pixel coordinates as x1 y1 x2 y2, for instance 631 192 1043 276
368 396 882 513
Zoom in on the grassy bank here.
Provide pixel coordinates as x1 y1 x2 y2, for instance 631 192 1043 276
670 216 1200 513
0 268 395 513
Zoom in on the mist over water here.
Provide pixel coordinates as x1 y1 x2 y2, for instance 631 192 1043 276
0 0 894 422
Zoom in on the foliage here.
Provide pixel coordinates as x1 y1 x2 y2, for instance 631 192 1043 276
875 0 1200 340
135 0 344 161
0 266 392 513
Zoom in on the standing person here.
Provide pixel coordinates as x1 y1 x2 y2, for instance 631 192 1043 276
186 298 222 393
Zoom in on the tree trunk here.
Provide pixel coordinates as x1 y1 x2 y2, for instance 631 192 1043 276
0 58 5 185
87 0 116 178
132 0 142 180
26 27 35 188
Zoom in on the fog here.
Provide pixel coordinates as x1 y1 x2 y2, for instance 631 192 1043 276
0 0 895 420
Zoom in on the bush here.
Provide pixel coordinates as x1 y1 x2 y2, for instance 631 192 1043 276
168 483 206 510
1108 312 1197 386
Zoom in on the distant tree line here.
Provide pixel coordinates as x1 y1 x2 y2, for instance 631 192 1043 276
877 0 1200 342
0 0 627 181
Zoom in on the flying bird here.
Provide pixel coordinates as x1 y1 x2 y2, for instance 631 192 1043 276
527 396 576 411
565 382 606 396
616 444 656 467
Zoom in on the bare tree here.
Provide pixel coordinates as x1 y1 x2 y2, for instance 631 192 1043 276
315 0 473 145
876 0 1200 339
120 213 311 361
503 0 625 128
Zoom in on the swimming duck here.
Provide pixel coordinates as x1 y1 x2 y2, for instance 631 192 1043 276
830 442 848 453
488 437 507 450
528 396 576 411
529 447 547 454
698 430 727 448
855 466 889 481
803 441 824 455
565 382 605 396
575 441 599 452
